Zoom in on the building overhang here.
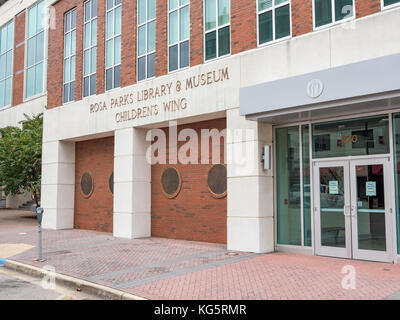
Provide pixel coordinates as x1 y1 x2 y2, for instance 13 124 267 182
240 53 400 124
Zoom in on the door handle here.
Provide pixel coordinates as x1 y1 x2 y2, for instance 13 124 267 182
351 205 356 217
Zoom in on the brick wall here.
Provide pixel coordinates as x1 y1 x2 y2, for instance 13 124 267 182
190 0 203 67
74 136 114 232
96 0 106 95
356 0 381 18
121 0 137 87
156 0 168 77
151 118 227 244
292 0 313 37
47 0 84 109
46 0 390 109
12 10 25 107
231 0 257 54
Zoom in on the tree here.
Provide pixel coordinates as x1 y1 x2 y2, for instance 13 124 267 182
0 113 43 207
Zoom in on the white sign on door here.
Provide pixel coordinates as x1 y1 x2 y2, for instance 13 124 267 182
329 180 339 195
366 181 376 197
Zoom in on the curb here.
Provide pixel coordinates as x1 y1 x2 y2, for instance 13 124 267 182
2 259 147 300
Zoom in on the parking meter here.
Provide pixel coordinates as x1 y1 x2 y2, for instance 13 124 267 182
36 207 44 226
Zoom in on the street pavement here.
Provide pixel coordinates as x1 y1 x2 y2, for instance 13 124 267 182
0 266 101 300
1 209 400 300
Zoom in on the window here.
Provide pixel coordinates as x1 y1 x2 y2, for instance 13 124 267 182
276 126 302 245
302 125 311 246
257 0 291 45
63 9 76 104
276 125 312 247
106 0 121 90
83 0 97 97
204 0 230 61
392 113 400 254
26 0 45 99
137 0 156 81
0 20 14 108
312 115 389 158
314 0 355 28
168 0 189 72
383 0 400 7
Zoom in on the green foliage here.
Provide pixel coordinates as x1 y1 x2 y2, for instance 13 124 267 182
0 113 43 206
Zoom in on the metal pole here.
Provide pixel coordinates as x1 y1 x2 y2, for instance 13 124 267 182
38 224 43 262
36 207 45 262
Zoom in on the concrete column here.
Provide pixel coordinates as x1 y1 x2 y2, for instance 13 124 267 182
41 141 76 229
227 108 274 253
113 127 151 239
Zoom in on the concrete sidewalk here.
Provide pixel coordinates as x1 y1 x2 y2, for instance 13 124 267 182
1 210 400 300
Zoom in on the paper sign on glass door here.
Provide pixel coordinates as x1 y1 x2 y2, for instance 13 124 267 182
366 181 376 196
329 181 339 194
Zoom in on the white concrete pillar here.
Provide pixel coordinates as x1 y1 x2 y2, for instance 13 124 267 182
41 140 75 229
227 108 274 253
113 127 151 239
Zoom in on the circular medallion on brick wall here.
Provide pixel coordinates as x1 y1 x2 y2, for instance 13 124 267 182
81 172 94 198
161 167 181 199
207 164 227 198
109 172 114 194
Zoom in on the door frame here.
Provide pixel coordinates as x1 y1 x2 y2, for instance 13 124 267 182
349 157 394 263
313 156 395 263
313 160 352 259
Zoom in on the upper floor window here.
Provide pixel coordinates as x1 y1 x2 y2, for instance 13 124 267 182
257 0 291 45
106 0 121 90
168 0 190 72
383 0 400 7
63 9 76 104
26 0 45 99
204 0 230 61
314 0 355 29
83 0 97 97
137 0 156 81
0 20 14 108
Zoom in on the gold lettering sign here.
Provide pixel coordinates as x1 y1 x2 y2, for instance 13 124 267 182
88 67 230 124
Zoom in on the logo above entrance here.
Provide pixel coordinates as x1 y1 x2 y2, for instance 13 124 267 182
306 79 324 98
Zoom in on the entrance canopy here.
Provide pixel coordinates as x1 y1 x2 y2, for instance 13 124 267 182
240 53 400 124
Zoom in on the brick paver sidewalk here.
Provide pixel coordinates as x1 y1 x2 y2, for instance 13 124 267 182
1 210 400 299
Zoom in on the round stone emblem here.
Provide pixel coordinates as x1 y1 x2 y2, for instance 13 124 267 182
207 164 227 198
81 172 94 198
306 79 324 99
161 167 181 198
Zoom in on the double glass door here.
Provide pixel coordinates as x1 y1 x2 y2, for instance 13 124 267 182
313 158 393 262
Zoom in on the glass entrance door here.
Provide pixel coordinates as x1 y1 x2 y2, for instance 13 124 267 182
313 158 393 262
350 158 393 262
314 161 352 259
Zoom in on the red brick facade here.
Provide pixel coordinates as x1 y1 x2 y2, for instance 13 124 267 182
231 0 257 54
44 0 393 109
356 0 381 18
292 0 313 37
96 0 106 95
151 118 227 244
121 0 137 88
190 0 203 67
156 0 168 76
74 137 114 232
47 0 85 109
12 10 25 107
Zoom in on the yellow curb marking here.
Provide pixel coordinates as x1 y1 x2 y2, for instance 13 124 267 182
0 243 34 258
